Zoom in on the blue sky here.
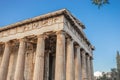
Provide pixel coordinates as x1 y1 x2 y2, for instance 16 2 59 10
0 0 120 72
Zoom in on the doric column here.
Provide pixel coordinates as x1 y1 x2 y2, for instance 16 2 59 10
66 38 75 80
0 45 4 66
87 55 91 80
14 38 26 80
75 45 82 80
81 50 87 80
33 35 45 80
90 57 94 80
44 52 49 80
0 42 11 80
55 31 65 80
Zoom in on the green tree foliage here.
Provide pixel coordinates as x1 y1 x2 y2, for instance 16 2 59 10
92 0 109 8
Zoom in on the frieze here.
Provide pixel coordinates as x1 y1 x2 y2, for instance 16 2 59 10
17 26 24 33
0 16 63 38
3 30 9 37
42 19 50 26
9 28 17 35
24 24 33 31
32 22 39 29
0 33 2 37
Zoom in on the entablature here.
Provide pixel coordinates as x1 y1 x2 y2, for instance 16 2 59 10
0 16 64 42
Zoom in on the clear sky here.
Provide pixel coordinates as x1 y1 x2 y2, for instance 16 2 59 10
0 0 120 72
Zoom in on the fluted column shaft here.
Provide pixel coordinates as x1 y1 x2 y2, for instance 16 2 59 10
0 42 11 80
66 38 75 80
81 51 87 80
55 31 65 80
75 46 82 80
90 58 94 80
33 35 45 80
14 38 26 80
87 56 91 80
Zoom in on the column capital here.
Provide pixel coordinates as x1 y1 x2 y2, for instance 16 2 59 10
6 39 19 47
87 55 93 60
66 37 74 43
0 42 4 45
37 34 44 38
90 56 94 60
87 55 90 59
4 41 10 45
4 41 12 48
56 30 65 35
18 38 27 42
81 50 86 56
75 45 80 49
37 34 48 40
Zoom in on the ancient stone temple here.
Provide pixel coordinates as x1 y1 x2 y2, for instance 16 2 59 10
0 9 94 80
